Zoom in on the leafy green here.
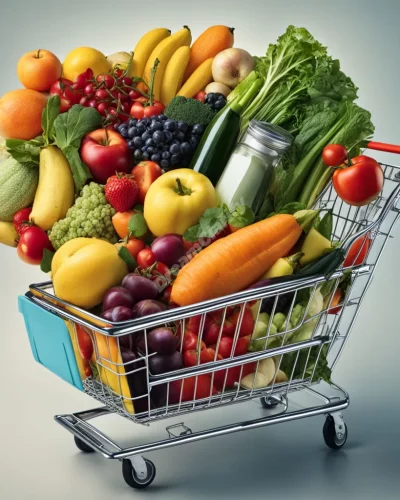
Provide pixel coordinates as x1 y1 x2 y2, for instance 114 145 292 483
118 246 137 272
5 136 44 165
53 104 102 191
281 344 331 384
128 213 148 238
317 211 333 240
42 95 60 145
40 249 55 273
228 205 255 228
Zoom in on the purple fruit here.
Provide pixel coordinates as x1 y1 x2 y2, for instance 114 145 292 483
133 299 167 318
151 234 185 268
103 286 134 311
148 328 177 354
148 351 183 375
122 274 159 302
101 309 114 321
110 306 135 322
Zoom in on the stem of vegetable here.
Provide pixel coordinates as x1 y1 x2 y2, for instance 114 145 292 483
174 178 192 196
230 78 263 117
123 51 135 77
36 49 41 59
293 209 319 231
148 59 160 106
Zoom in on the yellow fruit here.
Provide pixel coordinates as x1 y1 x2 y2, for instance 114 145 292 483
161 46 191 106
30 146 75 231
300 228 332 266
143 26 191 101
52 238 128 309
63 47 109 81
106 51 131 71
133 27 171 78
0 221 18 247
177 57 214 98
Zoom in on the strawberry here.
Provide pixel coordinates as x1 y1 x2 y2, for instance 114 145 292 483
105 173 140 212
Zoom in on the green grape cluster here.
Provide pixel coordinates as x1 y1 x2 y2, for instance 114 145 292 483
49 182 119 250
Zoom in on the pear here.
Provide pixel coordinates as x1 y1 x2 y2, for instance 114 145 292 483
106 51 131 71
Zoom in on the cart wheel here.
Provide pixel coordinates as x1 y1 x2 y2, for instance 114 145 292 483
122 458 156 489
74 436 95 453
260 395 280 409
323 415 348 450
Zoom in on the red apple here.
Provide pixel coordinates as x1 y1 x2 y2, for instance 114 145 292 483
80 128 132 184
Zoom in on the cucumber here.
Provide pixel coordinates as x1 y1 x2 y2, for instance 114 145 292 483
295 248 345 278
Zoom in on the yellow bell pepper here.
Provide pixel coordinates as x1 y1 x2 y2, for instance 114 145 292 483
143 168 218 237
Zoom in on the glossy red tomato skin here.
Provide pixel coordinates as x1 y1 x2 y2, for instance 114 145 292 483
344 233 372 267
332 156 384 206
322 144 348 167
17 226 54 265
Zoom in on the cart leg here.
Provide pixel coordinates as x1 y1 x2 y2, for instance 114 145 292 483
323 412 348 450
122 456 156 489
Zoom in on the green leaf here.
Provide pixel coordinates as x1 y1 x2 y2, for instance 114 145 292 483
317 211 333 240
6 136 44 165
42 95 60 145
118 246 137 272
134 204 144 213
183 224 201 242
62 146 92 193
40 248 55 273
228 205 255 228
128 213 148 238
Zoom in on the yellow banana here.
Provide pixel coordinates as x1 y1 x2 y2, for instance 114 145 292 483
177 57 214 98
143 26 192 101
0 221 18 247
30 146 75 231
161 46 191 106
131 27 171 79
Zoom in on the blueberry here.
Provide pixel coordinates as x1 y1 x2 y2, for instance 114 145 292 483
164 120 177 131
150 121 162 131
119 127 129 138
164 130 173 143
137 125 145 135
142 151 150 160
181 142 192 154
145 138 154 146
192 124 205 135
160 159 170 169
206 93 216 104
118 123 126 133
142 146 148 152
133 136 143 148
169 143 181 155
175 130 186 141
171 154 182 166
153 130 165 145
190 136 199 147
171 139 180 145
151 153 161 163
127 140 135 150
162 151 170 159
177 121 189 133
159 114 167 121
133 149 142 162
142 132 151 142
128 127 138 138
147 146 155 155
162 145 169 152
214 99 225 110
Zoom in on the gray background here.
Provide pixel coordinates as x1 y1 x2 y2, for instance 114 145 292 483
1 0 399 498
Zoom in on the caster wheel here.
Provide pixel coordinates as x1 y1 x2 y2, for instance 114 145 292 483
260 395 280 409
323 415 348 450
74 436 95 453
122 458 156 489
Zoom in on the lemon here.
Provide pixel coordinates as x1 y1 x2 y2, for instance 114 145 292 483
62 47 110 81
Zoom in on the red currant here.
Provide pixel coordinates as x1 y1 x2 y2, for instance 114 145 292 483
88 99 97 108
84 83 95 96
95 89 109 100
97 102 109 116
96 74 115 89
121 76 133 87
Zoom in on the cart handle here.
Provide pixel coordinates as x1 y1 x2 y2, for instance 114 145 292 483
367 141 400 155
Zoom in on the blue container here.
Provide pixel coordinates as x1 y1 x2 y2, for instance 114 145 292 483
18 295 83 391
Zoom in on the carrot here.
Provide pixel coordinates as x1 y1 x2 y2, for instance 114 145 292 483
171 214 303 306
183 25 234 83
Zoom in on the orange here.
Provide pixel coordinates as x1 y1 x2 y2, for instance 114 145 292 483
17 49 62 92
0 89 47 140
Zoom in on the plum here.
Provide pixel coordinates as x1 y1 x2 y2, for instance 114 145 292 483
133 299 167 318
103 286 134 311
151 234 185 268
148 328 177 354
148 351 183 375
122 274 159 302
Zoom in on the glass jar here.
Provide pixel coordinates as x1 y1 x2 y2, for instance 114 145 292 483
215 121 293 213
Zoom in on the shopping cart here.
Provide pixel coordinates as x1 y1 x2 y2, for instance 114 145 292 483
19 141 400 490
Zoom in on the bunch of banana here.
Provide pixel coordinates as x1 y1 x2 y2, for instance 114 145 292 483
29 146 75 231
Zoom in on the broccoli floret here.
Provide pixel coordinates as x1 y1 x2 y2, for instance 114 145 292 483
49 182 118 250
165 96 216 126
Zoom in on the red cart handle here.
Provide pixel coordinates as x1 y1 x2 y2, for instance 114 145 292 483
367 141 400 155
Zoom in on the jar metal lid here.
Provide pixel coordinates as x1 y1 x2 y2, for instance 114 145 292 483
247 120 293 155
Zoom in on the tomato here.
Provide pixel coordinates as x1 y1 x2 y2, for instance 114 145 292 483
169 375 217 403
129 89 141 100
96 73 115 89
322 144 348 167
183 350 200 367
137 248 156 268
17 226 54 265
344 232 371 267
131 161 162 204
213 362 257 391
202 310 234 345
130 97 165 120
124 238 145 258
333 155 384 206
194 91 206 102
200 347 218 364
228 307 255 338
182 331 206 352
13 207 32 235
328 288 344 315
215 335 250 359
76 325 93 361
50 77 82 112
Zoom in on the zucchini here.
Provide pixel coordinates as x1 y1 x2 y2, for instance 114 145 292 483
295 248 345 278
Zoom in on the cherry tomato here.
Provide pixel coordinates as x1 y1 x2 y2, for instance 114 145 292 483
125 238 145 258
95 89 109 100
169 375 217 403
228 307 255 338
333 155 384 206
183 349 200 367
130 97 165 120
328 288 344 315
75 325 93 361
74 68 94 89
97 102 109 116
17 226 54 265
322 144 348 167
129 89 141 100
215 335 250 359
182 331 206 352
200 347 218 364
137 248 156 268
13 207 32 235
96 73 115 89
344 232 371 267
121 76 133 86
194 90 206 103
